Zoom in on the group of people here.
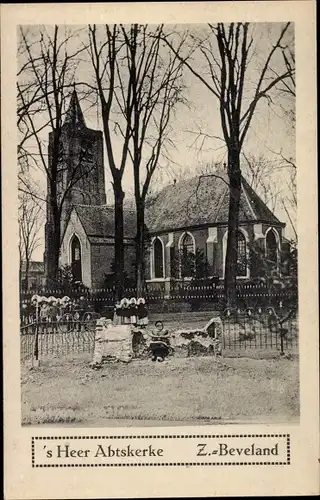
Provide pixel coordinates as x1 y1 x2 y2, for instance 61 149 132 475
34 295 72 321
21 295 148 328
20 295 74 325
114 297 148 327
20 294 149 330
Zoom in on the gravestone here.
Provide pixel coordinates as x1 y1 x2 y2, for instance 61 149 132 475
92 318 134 365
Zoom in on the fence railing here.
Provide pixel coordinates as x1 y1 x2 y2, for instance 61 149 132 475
20 282 298 313
20 323 95 361
21 307 298 362
220 308 298 353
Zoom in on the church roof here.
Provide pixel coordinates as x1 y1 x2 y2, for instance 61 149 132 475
145 172 283 233
63 89 86 129
65 172 283 241
74 205 136 239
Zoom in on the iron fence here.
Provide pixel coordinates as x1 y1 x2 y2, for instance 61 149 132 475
20 323 95 361
20 282 297 315
221 308 298 353
21 306 298 362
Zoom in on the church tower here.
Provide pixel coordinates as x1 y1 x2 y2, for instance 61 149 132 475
44 89 106 282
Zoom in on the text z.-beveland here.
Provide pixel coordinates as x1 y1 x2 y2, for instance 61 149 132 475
196 442 279 457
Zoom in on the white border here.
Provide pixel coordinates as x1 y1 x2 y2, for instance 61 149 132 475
2 2 318 499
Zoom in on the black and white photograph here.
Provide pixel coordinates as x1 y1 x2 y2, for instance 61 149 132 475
3 1 319 498
17 21 300 427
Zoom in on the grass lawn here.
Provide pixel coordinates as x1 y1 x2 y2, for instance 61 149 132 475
21 353 299 426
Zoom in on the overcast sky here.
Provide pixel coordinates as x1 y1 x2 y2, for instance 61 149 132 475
18 23 296 260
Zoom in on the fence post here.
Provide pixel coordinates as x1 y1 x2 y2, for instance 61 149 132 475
279 326 285 356
33 301 40 368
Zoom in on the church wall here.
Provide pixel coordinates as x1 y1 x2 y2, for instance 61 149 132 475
90 242 136 288
147 222 284 283
145 247 151 280
148 228 211 280
195 228 209 261
208 226 223 277
124 244 136 279
90 244 114 289
60 210 92 288
218 223 284 279
159 233 169 278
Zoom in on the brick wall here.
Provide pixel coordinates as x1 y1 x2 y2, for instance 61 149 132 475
90 242 136 288
124 244 136 278
90 244 114 288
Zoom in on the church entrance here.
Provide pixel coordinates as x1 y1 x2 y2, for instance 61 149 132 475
71 235 82 283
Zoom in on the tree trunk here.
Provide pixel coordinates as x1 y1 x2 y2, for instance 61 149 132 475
19 253 22 293
224 149 242 309
113 178 125 301
46 227 61 287
45 194 61 288
24 257 30 293
135 200 146 298
45 133 61 287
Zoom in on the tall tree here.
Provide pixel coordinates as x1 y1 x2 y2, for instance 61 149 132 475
88 24 186 297
164 23 295 306
88 24 134 300
122 24 186 295
17 25 94 285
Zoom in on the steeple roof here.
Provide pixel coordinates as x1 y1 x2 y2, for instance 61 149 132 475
63 88 86 129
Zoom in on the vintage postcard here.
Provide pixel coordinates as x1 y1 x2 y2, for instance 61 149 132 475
2 1 319 498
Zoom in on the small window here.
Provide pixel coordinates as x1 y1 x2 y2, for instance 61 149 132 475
266 230 278 266
71 235 82 282
237 231 247 277
180 233 195 278
153 238 164 278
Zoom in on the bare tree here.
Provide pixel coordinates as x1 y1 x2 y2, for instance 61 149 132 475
242 153 283 212
164 23 295 307
119 24 186 295
270 39 297 240
17 25 95 285
19 190 44 292
241 152 297 240
88 24 134 300
88 24 186 297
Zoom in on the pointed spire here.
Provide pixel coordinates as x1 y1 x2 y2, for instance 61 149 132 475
64 87 86 129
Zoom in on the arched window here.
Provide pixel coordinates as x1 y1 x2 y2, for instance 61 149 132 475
70 235 82 282
266 229 278 267
237 230 247 277
181 233 194 256
179 232 195 278
153 238 164 278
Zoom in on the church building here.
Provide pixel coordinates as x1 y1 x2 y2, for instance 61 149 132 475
45 90 286 290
